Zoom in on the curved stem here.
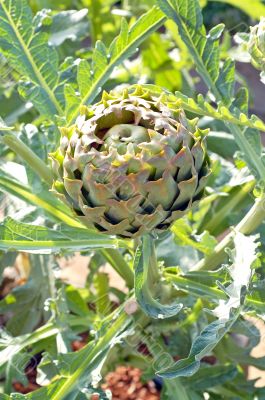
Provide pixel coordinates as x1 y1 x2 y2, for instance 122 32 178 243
192 194 265 271
1 132 53 186
51 311 131 400
146 234 160 284
100 248 134 289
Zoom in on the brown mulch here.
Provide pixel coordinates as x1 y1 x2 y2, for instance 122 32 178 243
102 366 160 400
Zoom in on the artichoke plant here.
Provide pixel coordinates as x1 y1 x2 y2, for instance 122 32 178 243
51 87 209 238
248 17 265 71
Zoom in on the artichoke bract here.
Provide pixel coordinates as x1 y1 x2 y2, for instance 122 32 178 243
248 17 265 71
51 87 209 238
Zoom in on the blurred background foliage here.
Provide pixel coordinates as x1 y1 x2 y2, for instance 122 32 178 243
1 0 265 398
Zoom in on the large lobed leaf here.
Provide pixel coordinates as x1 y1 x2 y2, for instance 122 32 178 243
3 310 132 400
65 6 166 123
0 0 63 118
0 217 125 253
159 232 260 378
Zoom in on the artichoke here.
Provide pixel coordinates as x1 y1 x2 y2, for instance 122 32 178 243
248 17 265 71
51 87 209 238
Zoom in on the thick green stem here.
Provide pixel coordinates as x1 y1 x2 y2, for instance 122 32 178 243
100 248 134 289
51 311 131 400
144 234 160 284
1 132 53 186
164 272 227 300
164 271 262 312
192 194 265 271
1 132 134 286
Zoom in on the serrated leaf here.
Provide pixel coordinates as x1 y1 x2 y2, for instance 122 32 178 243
0 254 55 335
232 87 249 114
0 217 123 253
92 40 109 80
64 83 80 123
157 0 227 94
216 58 235 100
21 311 131 400
66 6 166 124
244 128 262 157
208 23 225 41
77 60 92 99
110 18 129 58
213 232 259 320
139 85 265 132
157 313 239 378
0 0 63 118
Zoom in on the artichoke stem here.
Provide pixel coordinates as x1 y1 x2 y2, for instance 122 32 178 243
100 248 134 289
143 234 160 286
1 132 53 186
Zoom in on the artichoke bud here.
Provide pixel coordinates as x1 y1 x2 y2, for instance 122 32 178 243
248 17 265 71
51 86 210 238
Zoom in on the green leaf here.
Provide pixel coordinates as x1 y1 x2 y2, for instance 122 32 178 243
76 60 92 99
65 6 166 124
157 313 239 378
207 131 238 158
21 311 131 400
0 323 60 372
216 58 235 101
164 269 227 301
213 232 260 320
162 378 194 400
183 364 238 390
222 319 265 371
0 0 63 118
198 179 255 236
160 232 260 378
134 235 182 319
65 286 90 317
156 0 227 98
138 85 265 132
171 219 217 255
0 217 125 253
93 272 111 316
0 254 55 335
